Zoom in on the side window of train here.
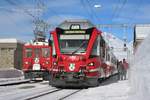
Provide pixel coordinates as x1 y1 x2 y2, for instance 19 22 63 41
100 37 105 58
107 54 110 61
91 37 99 57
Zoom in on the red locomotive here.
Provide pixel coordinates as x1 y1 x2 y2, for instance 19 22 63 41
49 20 118 87
23 39 52 80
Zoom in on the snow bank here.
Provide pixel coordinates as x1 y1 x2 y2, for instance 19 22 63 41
129 34 150 100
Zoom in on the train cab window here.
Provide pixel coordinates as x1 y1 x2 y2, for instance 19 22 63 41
25 48 32 58
34 48 40 58
60 39 88 54
59 34 89 54
42 48 50 57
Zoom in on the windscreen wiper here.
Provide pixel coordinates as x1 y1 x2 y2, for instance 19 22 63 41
71 41 87 55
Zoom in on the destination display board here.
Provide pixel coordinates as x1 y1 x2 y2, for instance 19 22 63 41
64 30 86 34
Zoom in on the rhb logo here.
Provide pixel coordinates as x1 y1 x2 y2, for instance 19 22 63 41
69 63 75 71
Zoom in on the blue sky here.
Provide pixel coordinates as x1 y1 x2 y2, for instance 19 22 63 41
0 0 150 42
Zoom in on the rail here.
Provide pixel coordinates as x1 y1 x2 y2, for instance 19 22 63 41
59 89 82 100
24 88 62 100
24 88 82 100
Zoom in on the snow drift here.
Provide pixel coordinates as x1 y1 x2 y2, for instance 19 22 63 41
129 34 150 100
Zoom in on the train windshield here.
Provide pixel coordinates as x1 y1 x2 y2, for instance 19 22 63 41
42 48 50 57
59 34 89 54
34 48 40 58
25 48 32 58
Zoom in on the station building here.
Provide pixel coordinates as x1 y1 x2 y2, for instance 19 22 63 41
134 24 150 52
0 38 24 70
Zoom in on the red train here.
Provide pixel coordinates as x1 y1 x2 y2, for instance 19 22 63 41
49 20 118 87
23 40 52 80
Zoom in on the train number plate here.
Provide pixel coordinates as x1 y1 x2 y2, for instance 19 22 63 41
33 64 40 70
35 78 43 80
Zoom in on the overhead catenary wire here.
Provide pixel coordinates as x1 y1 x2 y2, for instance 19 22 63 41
111 0 127 22
1 0 32 30
111 0 121 21
80 0 94 21
127 0 142 24
115 0 128 42
86 0 101 23
34 0 63 27
5 0 36 19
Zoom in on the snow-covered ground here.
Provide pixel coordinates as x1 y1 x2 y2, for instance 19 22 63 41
33 76 130 100
0 81 53 100
66 79 130 100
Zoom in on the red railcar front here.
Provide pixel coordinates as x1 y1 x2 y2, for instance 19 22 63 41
23 41 52 80
49 20 108 87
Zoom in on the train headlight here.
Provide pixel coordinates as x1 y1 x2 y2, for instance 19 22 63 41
25 61 29 64
53 62 57 66
69 63 75 71
45 61 49 64
88 62 94 66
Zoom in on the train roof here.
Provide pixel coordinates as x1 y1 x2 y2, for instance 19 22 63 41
57 19 94 29
24 40 49 46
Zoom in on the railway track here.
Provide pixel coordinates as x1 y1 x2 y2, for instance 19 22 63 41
59 89 82 100
24 88 62 100
24 88 82 100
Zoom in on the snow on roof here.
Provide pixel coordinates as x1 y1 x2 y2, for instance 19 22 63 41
0 38 24 43
135 24 150 39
